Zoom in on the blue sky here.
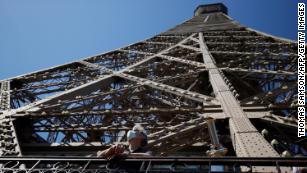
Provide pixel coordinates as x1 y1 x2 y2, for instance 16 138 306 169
0 0 300 80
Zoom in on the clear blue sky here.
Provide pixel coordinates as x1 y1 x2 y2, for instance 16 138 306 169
0 0 300 80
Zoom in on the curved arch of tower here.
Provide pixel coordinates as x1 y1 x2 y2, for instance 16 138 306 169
0 3 305 173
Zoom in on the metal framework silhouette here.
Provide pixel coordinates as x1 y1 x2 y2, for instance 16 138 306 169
0 3 305 173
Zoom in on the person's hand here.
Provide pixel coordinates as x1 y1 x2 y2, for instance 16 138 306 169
104 145 116 158
113 144 125 155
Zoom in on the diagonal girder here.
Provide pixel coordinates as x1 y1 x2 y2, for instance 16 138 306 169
3 34 197 117
116 73 217 104
159 54 205 67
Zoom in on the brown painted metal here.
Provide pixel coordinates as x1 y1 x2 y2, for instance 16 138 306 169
0 3 301 172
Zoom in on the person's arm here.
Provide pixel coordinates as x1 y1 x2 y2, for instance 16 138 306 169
97 147 114 158
97 144 125 158
96 149 108 157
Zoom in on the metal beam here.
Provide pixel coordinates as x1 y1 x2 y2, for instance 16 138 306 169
198 32 280 158
178 44 201 52
207 119 219 145
78 60 113 73
117 73 217 104
159 54 206 68
0 81 10 111
221 67 297 76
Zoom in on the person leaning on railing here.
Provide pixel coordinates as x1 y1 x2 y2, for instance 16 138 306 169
97 124 152 159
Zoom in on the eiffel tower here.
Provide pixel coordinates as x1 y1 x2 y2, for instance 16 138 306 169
0 3 305 173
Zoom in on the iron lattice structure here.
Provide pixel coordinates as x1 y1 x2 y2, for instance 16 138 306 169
0 3 305 173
